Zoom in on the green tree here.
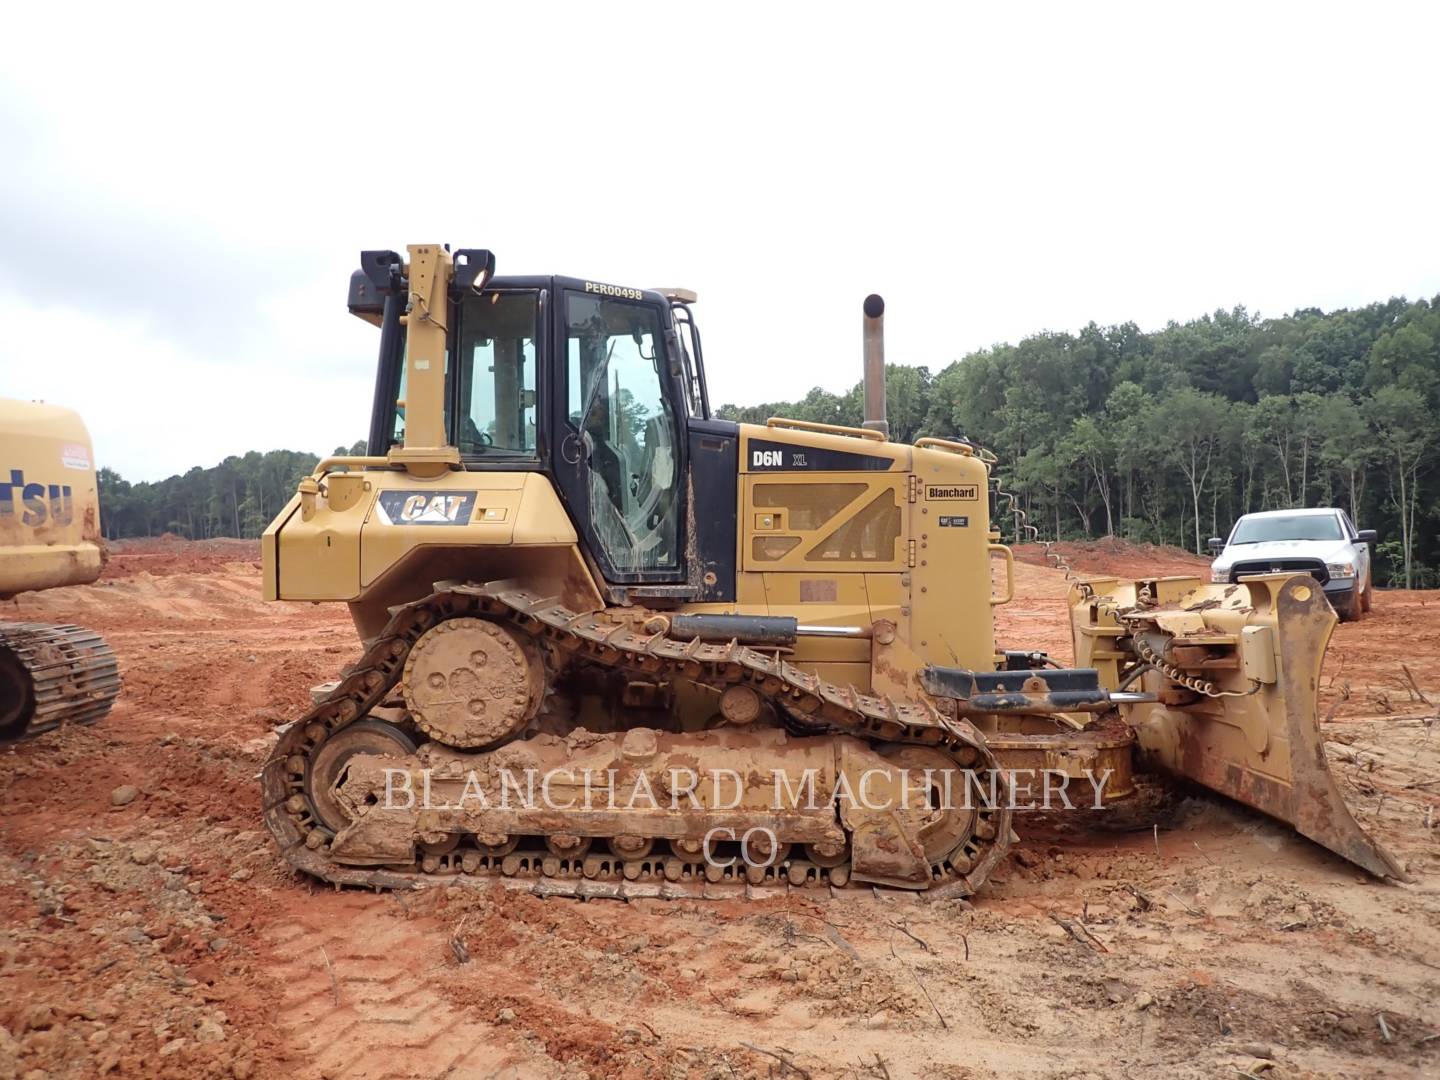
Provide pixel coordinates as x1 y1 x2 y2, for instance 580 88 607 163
1156 388 1229 553
1315 394 1374 521
1065 415 1115 536
1366 385 1430 588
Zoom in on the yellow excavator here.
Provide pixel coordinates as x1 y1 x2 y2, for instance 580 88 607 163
259 245 1404 897
0 399 121 741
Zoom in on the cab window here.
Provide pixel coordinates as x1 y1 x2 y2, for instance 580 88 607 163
456 292 539 455
383 292 539 455
565 292 679 572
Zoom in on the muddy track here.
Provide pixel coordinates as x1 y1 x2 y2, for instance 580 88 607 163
263 581 1011 897
0 622 121 740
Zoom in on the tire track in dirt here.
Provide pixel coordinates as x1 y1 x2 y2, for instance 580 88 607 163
260 894 544 1080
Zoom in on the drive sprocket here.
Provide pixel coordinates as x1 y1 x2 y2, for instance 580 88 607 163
401 617 544 748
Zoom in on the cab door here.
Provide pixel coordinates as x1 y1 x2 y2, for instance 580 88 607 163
1340 510 1371 588
550 284 687 584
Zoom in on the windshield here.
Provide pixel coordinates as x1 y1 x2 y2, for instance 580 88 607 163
1230 514 1343 544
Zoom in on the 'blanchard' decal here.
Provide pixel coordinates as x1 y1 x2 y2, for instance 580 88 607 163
376 490 478 525
746 439 892 472
925 484 979 501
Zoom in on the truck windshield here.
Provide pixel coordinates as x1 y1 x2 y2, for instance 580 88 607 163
1230 515 1343 544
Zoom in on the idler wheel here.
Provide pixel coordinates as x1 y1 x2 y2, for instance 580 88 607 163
402 617 544 748
719 684 763 725
669 837 704 860
740 831 790 869
880 745 978 865
418 834 460 855
805 839 849 869
545 834 591 859
0 649 33 737
473 835 519 857
611 835 653 860
306 718 419 832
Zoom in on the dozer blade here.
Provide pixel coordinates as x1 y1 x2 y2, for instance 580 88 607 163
1074 574 1409 881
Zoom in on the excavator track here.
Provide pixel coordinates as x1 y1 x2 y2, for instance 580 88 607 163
262 581 1013 898
0 623 121 742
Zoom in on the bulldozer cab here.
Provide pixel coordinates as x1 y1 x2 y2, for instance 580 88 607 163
352 255 712 593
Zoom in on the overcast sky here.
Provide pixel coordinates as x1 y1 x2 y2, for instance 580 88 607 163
3 3 1437 481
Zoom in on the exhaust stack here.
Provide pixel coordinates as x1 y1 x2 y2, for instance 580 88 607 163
862 294 888 439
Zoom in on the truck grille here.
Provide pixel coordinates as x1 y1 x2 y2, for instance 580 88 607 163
1229 559 1328 585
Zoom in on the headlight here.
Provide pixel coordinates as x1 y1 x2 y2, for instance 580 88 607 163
1326 561 1356 579
1210 566 1230 583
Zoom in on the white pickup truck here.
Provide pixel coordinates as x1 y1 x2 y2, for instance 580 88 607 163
1208 508 1377 622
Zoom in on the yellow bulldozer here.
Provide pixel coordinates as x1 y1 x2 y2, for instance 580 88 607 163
259 244 1404 897
0 399 121 741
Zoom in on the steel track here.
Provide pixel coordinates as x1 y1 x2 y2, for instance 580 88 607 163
0 623 121 742
262 580 1012 897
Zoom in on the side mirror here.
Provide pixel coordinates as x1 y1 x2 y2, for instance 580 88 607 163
1207 537 1224 555
1357 529 1378 546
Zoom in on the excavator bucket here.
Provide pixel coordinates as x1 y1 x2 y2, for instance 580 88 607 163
1071 573 1409 881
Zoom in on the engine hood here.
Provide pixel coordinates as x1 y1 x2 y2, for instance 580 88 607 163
1213 538 1356 570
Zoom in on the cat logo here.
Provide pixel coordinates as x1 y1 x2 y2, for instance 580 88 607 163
926 484 979 501
376 490 478 526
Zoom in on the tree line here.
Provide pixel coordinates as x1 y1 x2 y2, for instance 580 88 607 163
97 442 365 542
718 297 1439 588
96 295 1438 589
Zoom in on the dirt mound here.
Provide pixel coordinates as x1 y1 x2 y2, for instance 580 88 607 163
104 537 262 581
1013 537 1212 579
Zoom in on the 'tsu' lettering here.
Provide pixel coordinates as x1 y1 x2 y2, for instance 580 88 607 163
0 470 74 527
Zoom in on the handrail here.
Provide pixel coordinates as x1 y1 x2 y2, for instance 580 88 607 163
297 455 394 519
989 543 1015 606
914 437 975 457
311 455 392 479
765 417 885 442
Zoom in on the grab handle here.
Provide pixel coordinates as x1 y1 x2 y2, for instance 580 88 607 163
989 543 1015 606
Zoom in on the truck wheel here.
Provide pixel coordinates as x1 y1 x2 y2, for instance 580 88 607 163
1361 575 1374 613
1335 589 1362 623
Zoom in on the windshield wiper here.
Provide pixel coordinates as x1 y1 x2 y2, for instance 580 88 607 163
577 339 618 442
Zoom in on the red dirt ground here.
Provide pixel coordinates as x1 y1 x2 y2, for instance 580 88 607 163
1 538 1436 1079
1011 538 1214 580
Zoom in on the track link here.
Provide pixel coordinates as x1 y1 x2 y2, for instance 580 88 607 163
262 580 1011 898
0 622 121 742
